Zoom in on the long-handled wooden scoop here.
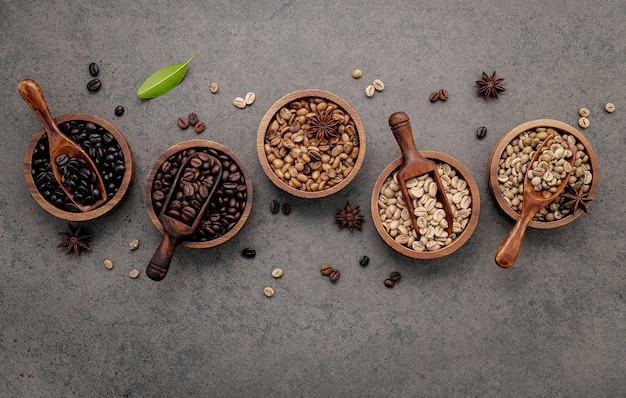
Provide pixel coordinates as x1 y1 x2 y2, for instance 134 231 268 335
18 78 106 212
495 134 577 268
389 112 454 238
146 153 222 281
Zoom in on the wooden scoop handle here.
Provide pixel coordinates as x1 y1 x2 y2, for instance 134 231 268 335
146 233 179 281
495 207 536 268
389 112 422 166
18 79 63 147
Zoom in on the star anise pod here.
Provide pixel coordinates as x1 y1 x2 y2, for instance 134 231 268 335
560 184 593 213
307 108 340 143
335 202 365 232
57 223 92 256
476 71 506 100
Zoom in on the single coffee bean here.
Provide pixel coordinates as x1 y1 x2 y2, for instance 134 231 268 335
114 105 124 116
476 126 488 139
384 278 395 288
177 117 189 129
194 121 206 134
438 88 449 101
264 287 275 297
244 92 256 105
233 97 247 109
209 82 219 93
372 79 385 92
270 199 280 214
359 255 370 267
352 69 362 79
271 268 283 278
329 269 340 282
87 79 101 92
103 259 113 270
578 117 589 128
88 63 99 77
390 271 401 282
188 113 199 126
605 102 615 113
129 239 140 250
320 263 333 275
282 203 291 215
242 248 256 258
429 91 440 102
129 269 140 279
365 85 375 97
578 107 590 117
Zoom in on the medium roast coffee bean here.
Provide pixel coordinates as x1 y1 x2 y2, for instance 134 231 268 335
188 113 198 126
242 248 256 258
359 255 370 267
476 126 487 139
177 117 189 129
87 79 101 92
114 105 124 116
88 63 99 77
429 91 439 102
384 278 395 288
320 263 333 275
282 203 291 215
438 88 449 101
329 269 340 282
194 121 205 134
270 199 280 214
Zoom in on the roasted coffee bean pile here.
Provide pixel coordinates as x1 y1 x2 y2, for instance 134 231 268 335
151 147 248 242
31 120 126 212
55 154 101 206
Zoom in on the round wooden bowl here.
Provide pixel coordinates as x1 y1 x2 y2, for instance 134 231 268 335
488 119 599 229
256 89 366 198
145 140 253 249
24 113 134 221
371 152 481 259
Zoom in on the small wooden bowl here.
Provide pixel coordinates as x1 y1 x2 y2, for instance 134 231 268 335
371 152 480 259
257 89 366 198
24 113 134 221
488 119 599 229
145 140 253 249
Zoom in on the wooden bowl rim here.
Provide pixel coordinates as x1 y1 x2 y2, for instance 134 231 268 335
256 89 366 198
23 112 134 221
487 118 599 229
371 152 481 259
145 139 253 249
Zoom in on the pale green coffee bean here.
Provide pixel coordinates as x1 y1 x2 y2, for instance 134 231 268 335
578 117 589 128
578 107 590 117
605 103 615 113
365 85 375 97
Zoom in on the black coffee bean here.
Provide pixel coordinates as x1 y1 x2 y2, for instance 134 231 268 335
242 248 256 258
88 62 99 77
282 203 291 215
359 255 370 267
476 126 487 139
115 105 124 116
87 79 101 92
270 199 280 214
390 271 401 282
384 279 395 288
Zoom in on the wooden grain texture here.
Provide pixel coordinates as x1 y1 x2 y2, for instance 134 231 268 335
256 89 366 198
488 119 599 229
371 153 481 259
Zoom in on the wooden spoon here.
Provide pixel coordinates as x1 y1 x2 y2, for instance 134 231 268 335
18 78 106 212
146 153 222 281
495 134 577 268
389 112 454 238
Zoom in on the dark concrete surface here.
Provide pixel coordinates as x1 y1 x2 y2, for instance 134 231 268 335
1 1 625 397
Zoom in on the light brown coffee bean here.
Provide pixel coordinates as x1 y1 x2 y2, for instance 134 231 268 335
177 117 189 129
195 121 206 134
190 157 203 168
320 263 333 275
384 278 395 288
182 206 197 219
209 82 219 93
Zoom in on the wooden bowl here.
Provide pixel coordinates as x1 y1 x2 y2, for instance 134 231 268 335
488 119 599 229
24 113 134 221
257 89 366 198
145 140 253 249
371 152 481 259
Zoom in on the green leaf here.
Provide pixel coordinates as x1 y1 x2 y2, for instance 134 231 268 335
136 54 195 99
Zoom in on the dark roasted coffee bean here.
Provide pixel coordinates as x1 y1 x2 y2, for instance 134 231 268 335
390 271 401 282
429 91 439 102
320 263 333 275
88 62 99 77
177 117 189 129
114 105 124 116
242 248 256 258
359 255 370 267
282 203 291 215
438 88 449 101
329 269 340 282
87 79 101 92
194 121 205 134
476 126 487 139
270 199 280 214
384 279 395 288
188 113 198 126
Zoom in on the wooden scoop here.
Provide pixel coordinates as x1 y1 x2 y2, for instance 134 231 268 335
389 112 454 238
146 153 222 281
495 134 577 268
18 78 106 212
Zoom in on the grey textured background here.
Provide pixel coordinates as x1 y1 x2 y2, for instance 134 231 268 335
1 1 625 397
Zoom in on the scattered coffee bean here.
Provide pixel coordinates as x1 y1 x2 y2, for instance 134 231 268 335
578 107 590 117
270 199 280 214
114 105 124 117
87 78 101 92
352 69 362 79
281 203 291 215
194 121 206 134
103 259 114 270
264 287 275 297
320 263 333 275
233 97 247 109
365 85 375 97
605 102 615 113
188 113 199 126
373 79 385 92
359 255 370 267
177 117 189 129
390 271 401 282
384 278 395 288
209 82 219 93
242 248 256 258
129 269 140 279
329 269 340 282
476 126 488 139
429 91 440 102
88 62 99 77
129 239 140 250
272 268 283 278
438 88 449 101
245 92 256 105
578 117 590 128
